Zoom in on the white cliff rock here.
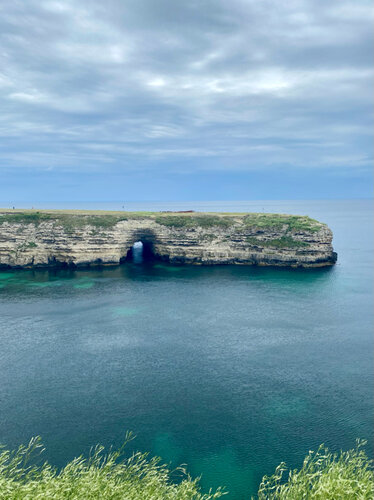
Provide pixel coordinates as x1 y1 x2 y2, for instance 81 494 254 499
0 210 337 268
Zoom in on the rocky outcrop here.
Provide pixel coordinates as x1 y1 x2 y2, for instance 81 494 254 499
0 210 337 268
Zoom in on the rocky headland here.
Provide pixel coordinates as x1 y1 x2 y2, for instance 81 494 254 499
0 209 337 268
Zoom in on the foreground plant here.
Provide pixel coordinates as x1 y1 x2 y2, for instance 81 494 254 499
255 439 373 499
0 436 372 499
0 433 224 499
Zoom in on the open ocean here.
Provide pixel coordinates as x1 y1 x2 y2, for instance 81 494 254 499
0 200 372 499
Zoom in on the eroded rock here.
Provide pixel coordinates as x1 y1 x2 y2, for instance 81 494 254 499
0 211 337 268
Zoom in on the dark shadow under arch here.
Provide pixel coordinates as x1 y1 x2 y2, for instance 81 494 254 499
120 229 159 264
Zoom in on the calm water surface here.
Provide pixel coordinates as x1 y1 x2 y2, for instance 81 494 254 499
0 200 373 499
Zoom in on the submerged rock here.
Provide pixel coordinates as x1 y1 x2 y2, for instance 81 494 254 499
0 210 337 268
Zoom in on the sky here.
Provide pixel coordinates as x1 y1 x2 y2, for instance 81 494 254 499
0 0 373 204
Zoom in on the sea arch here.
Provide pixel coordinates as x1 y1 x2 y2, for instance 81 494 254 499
121 228 160 263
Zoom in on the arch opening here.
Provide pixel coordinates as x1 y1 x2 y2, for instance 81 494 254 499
124 240 156 264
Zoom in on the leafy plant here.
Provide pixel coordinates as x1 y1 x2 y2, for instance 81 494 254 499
0 437 372 499
255 440 373 499
0 435 224 499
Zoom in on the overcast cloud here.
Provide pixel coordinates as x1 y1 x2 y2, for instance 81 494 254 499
0 0 373 200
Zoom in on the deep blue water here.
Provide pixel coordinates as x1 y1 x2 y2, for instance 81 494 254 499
0 200 373 499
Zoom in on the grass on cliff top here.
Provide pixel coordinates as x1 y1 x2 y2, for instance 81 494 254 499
0 209 325 232
0 437 372 500
0 210 238 229
243 213 323 232
154 215 236 228
0 212 52 225
0 212 130 230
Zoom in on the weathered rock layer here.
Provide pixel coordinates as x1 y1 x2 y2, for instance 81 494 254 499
0 210 337 268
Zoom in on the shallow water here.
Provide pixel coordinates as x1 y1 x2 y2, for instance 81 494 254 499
0 200 372 499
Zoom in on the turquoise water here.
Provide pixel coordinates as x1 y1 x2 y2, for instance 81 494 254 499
0 200 372 499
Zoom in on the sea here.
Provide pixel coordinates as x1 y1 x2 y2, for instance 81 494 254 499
0 200 372 499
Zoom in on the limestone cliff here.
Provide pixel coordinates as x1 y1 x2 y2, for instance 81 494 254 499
0 210 337 268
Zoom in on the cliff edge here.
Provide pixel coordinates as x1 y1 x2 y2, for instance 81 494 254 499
0 209 337 268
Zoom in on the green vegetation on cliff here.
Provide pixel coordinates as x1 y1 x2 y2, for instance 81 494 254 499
0 212 129 230
0 437 371 499
56 214 129 232
246 236 310 248
0 212 51 225
0 209 325 234
243 213 323 232
154 214 235 228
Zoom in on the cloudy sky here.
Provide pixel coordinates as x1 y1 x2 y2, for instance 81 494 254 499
0 0 373 204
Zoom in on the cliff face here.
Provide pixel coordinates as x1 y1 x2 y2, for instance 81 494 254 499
0 210 337 268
